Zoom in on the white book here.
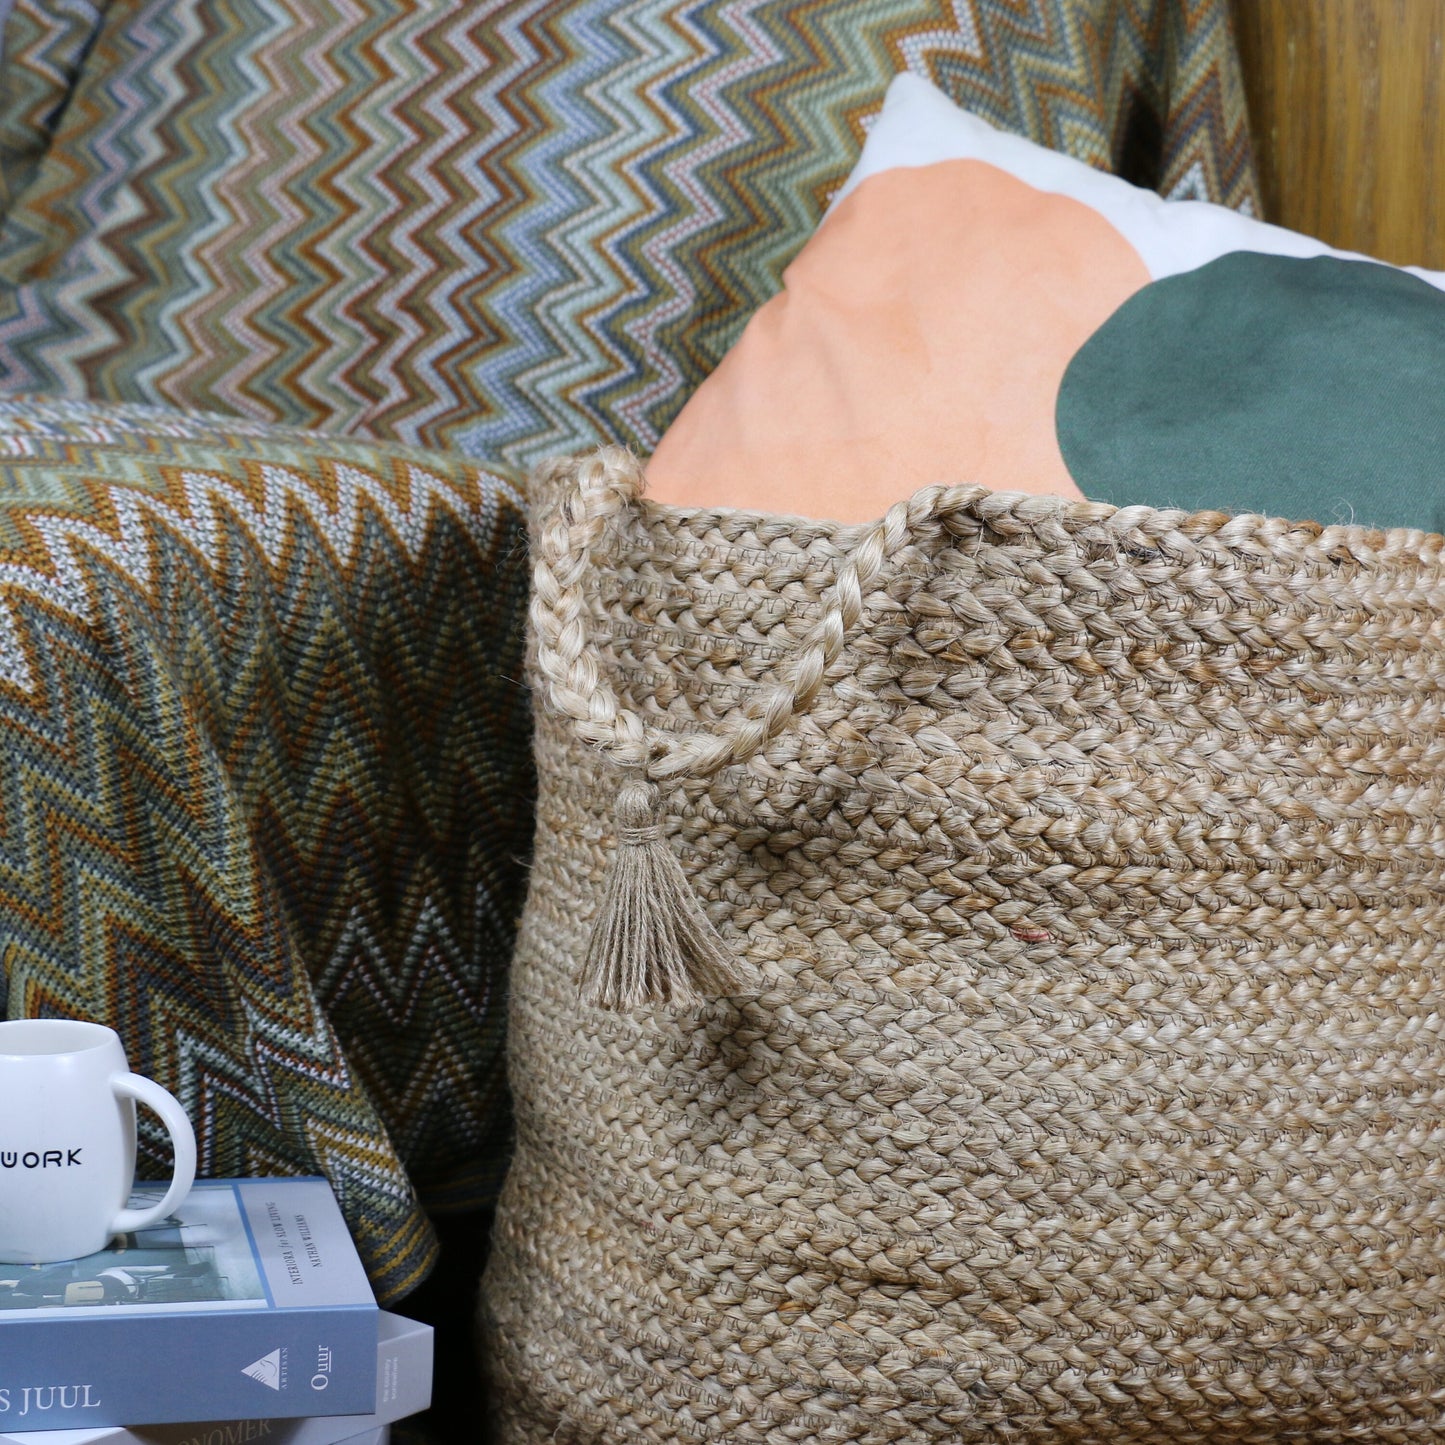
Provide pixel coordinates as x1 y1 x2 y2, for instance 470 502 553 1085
23 1433 392 1445
0 1311 429 1445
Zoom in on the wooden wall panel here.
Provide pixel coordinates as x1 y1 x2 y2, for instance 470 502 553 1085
1229 0 1445 269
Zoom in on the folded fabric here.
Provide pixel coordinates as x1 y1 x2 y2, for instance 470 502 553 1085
0 400 533 1304
649 73 1445 533
0 0 104 211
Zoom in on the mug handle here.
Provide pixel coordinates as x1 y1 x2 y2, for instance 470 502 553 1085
107 1073 199 1236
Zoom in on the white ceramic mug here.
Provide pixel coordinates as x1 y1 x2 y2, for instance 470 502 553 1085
0 1018 197 1263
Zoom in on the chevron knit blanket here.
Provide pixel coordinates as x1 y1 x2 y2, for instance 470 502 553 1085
0 399 531 1305
0 0 1257 475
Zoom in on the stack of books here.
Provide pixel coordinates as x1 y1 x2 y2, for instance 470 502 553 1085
0 1178 432 1444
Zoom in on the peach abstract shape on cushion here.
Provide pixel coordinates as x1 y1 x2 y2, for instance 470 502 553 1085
647 160 1150 523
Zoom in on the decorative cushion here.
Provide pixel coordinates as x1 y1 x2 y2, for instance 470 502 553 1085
0 0 1255 471
0 398 532 1305
648 73 1445 531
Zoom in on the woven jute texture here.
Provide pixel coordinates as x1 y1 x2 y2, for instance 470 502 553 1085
480 448 1445 1442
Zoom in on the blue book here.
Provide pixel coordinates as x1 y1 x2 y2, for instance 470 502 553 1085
0 1310 430 1445
0 1179 377 1431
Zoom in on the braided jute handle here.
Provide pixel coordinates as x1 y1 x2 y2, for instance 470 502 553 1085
530 446 1002 1007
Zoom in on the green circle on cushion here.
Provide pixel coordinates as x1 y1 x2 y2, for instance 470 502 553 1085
1055 252 1445 534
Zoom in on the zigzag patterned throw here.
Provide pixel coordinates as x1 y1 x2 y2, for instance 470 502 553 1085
0 0 105 212
0 0 1257 470
0 399 532 1303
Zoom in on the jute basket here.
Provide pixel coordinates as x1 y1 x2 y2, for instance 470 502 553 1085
480 447 1445 1442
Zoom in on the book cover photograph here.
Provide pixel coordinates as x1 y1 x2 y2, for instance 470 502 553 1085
0 1184 265 1313
0 1179 378 1430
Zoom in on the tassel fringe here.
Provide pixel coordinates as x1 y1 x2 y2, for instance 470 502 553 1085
581 776 751 1008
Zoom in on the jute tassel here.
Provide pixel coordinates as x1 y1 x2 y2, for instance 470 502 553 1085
580 775 752 1008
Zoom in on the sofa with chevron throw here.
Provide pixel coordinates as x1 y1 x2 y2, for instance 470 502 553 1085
0 0 1257 1432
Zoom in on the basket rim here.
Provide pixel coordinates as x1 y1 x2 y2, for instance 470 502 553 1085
608 480 1445 572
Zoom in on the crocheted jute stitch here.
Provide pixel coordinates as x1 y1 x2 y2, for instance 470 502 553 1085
480 446 1445 1442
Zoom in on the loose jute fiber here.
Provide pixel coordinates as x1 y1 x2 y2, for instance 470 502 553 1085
480 447 1445 1442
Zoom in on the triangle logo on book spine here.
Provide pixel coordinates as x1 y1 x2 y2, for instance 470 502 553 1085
242 1348 283 1390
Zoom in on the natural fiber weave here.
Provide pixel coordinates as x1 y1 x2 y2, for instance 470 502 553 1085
482 447 1445 1441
